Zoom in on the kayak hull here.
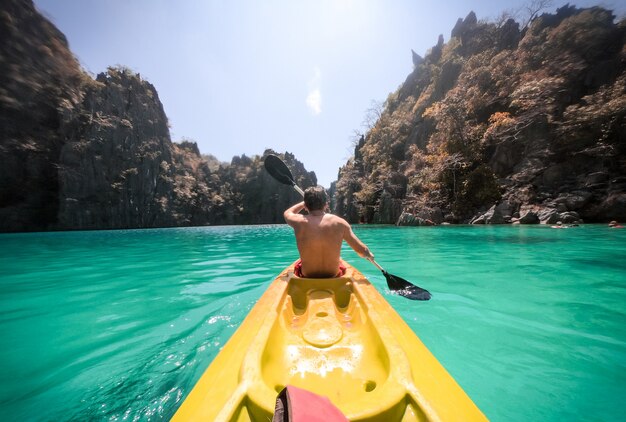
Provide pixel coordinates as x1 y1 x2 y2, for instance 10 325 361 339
173 263 487 421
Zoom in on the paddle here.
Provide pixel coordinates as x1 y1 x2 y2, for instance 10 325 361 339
264 154 304 196
367 258 431 301
264 154 431 301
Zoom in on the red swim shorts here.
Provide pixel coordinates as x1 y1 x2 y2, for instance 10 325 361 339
294 259 347 278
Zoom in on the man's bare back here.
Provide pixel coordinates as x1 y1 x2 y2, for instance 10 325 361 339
284 193 372 278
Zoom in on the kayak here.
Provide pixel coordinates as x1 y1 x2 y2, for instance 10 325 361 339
172 262 487 421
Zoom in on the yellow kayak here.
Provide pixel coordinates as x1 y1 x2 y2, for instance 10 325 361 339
173 262 487 421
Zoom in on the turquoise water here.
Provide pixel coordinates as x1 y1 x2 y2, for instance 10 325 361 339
1 225 625 421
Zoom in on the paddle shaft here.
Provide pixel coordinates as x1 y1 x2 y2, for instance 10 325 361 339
293 185 304 196
367 258 386 273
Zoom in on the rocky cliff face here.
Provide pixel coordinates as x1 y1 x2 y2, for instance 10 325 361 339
0 0 84 231
0 1 317 232
58 68 176 229
5 2 623 231
333 6 626 225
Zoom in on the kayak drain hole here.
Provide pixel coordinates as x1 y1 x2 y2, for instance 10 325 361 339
316 312 328 317
364 380 376 392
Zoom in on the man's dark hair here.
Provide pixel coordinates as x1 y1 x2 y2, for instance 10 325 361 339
304 186 328 211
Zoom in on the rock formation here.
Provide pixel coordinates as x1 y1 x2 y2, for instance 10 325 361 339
334 5 626 225
0 1 317 232
2 2 624 231
0 0 84 231
58 68 175 229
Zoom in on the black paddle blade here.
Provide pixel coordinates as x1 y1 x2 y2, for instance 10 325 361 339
383 271 431 301
264 154 296 186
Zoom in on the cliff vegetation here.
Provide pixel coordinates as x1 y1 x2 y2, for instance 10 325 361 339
332 5 626 225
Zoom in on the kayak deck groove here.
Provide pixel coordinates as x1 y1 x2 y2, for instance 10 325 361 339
173 262 487 421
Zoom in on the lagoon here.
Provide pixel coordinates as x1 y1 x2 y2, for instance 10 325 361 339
1 225 625 421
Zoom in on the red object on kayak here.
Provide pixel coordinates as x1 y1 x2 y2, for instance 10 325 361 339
272 385 348 422
294 259 347 278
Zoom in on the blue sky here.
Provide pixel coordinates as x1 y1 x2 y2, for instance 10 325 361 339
34 0 625 188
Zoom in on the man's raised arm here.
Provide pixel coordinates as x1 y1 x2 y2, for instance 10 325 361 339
284 201 306 226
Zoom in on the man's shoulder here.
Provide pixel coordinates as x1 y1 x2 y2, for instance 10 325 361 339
325 213 349 226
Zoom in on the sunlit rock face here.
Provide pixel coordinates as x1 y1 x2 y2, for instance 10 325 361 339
333 5 626 225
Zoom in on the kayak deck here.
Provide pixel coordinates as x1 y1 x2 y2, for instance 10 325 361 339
173 263 486 421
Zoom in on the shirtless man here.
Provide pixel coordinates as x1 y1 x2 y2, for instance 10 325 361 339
284 186 373 278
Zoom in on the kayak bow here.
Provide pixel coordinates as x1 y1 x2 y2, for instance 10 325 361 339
173 262 486 421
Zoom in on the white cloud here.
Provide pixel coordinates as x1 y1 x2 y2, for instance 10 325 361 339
306 89 322 115
306 67 322 115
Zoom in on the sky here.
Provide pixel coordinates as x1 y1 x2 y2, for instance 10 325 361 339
34 0 626 188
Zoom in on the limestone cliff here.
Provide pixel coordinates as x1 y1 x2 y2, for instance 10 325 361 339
0 0 84 231
0 1 317 232
58 68 176 229
333 6 626 225
4 1 624 231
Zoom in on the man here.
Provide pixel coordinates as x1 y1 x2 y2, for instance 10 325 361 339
284 186 373 278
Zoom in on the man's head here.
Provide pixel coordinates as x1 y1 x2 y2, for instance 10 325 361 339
304 186 328 211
